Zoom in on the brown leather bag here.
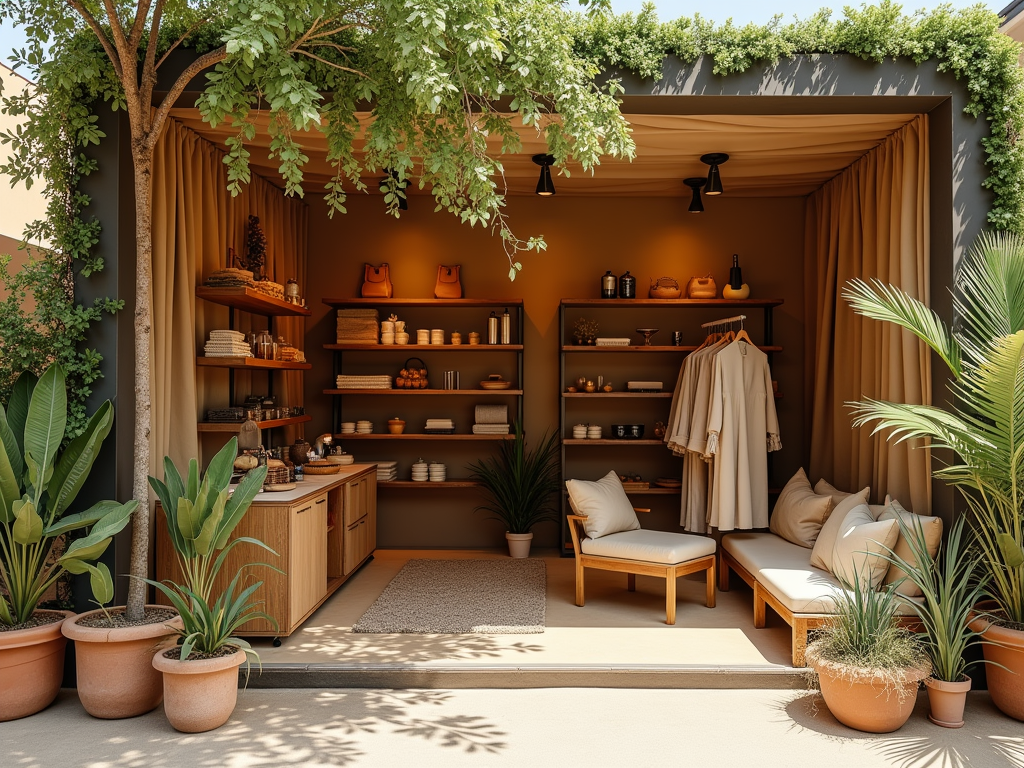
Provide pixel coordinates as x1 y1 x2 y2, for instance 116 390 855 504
362 263 393 298
434 265 462 299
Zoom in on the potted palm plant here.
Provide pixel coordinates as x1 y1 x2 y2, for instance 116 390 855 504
0 364 137 721
806 578 931 733
146 438 276 732
880 516 990 728
845 231 1024 721
469 424 561 558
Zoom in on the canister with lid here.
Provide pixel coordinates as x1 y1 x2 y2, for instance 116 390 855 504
601 270 617 299
618 271 636 299
487 311 499 344
501 308 511 344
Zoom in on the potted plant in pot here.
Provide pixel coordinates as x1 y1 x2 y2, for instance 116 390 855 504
469 424 560 558
806 577 931 733
0 364 137 721
146 438 275 732
845 231 1024 720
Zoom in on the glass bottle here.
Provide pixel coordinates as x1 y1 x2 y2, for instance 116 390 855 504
501 308 511 344
619 270 636 299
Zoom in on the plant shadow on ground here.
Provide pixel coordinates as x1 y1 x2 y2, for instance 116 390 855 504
780 691 1024 768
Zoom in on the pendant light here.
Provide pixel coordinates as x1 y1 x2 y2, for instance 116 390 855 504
700 153 729 196
533 154 556 196
684 177 706 213
379 169 408 211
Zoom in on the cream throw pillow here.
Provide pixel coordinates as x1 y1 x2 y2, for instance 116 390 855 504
565 471 641 540
831 505 900 590
878 499 943 597
808 486 870 571
813 478 851 508
769 468 834 548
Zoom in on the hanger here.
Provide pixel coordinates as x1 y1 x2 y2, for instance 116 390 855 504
734 316 753 346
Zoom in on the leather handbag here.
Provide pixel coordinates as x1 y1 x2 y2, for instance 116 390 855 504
362 263 393 298
434 264 463 299
686 275 718 299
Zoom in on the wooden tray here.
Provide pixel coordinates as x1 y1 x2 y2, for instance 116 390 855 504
264 482 297 492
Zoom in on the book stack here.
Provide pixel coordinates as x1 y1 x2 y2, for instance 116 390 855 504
335 375 392 389
472 404 510 435
375 461 397 482
253 280 284 299
204 269 254 288
337 309 380 344
203 330 252 358
206 407 245 422
424 418 455 434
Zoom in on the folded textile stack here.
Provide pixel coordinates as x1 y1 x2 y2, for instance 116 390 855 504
595 338 632 346
277 345 306 363
425 418 455 434
206 407 245 422
204 330 252 358
473 404 510 434
472 423 510 434
335 375 393 389
204 268 254 288
253 280 285 299
337 309 380 344
375 461 398 482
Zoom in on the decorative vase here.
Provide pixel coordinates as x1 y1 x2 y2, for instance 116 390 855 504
152 647 247 733
506 532 533 558
0 610 74 722
722 283 750 300
969 605 1024 721
62 606 182 719
924 676 972 728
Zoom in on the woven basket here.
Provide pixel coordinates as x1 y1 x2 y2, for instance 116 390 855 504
264 466 291 485
304 461 341 475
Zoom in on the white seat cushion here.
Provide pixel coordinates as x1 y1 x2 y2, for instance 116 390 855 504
581 529 716 565
723 532 812 578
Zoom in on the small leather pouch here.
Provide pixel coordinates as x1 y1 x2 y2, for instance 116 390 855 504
686 275 717 299
362 263 393 298
434 265 462 299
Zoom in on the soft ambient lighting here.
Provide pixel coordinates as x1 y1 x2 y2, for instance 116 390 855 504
684 177 706 213
533 154 556 196
700 153 729 196
379 170 408 211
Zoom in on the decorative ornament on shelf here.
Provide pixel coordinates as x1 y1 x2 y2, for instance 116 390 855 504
722 254 751 300
601 270 617 299
649 277 681 299
572 317 599 345
618 270 636 299
244 215 267 281
686 275 718 299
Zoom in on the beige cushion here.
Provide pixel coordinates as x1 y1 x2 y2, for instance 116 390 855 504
813 478 852 507
757 564 922 615
581 529 716 565
831 505 900 589
878 499 943 597
809 487 870 571
769 468 833 548
723 532 815 578
566 471 641 539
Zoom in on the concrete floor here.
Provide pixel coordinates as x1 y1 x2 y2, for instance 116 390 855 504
252 548 793 671
5 688 1022 767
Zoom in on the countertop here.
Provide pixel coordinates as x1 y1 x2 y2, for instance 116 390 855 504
248 463 377 505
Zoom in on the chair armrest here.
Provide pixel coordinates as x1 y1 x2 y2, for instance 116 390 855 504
566 514 587 558
633 508 651 513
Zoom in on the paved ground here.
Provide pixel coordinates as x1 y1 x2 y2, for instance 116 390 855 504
4 688 1023 767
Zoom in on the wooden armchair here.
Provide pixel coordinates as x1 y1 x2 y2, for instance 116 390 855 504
566 509 717 625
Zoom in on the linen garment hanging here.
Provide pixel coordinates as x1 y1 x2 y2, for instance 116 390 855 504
705 341 782 531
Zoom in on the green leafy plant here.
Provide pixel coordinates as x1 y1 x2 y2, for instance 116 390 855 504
844 231 1024 626
146 438 275 660
0 364 137 626
469 424 561 535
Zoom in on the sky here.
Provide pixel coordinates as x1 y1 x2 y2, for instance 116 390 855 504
0 0 1007 73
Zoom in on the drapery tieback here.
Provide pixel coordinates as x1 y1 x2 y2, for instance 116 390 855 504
767 433 782 452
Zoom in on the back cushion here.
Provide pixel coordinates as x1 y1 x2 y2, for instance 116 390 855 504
769 468 834 548
566 471 641 540
809 486 871 571
878 499 943 597
813 478 851 508
831 505 900 590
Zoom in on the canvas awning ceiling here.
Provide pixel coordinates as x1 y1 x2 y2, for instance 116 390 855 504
167 110 919 197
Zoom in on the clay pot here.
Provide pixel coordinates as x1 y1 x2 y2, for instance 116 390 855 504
62 606 183 719
506 532 533 559
152 647 247 733
808 651 929 733
969 605 1024 721
387 419 406 435
0 610 74 722
924 676 972 728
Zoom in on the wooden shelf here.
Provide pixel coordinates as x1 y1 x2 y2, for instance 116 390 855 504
197 415 312 432
196 286 312 317
560 298 784 309
626 487 683 495
324 388 521 396
324 298 524 308
379 480 482 489
562 439 665 446
562 345 783 353
197 356 312 371
325 343 524 352
563 392 672 398
334 433 514 441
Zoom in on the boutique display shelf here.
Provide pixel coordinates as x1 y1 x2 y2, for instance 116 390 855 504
326 343 524 352
197 286 313 317
323 389 523 396
378 480 482 489
197 415 312 433
558 296 785 555
332 433 515 441
197 356 312 371
323 298 524 308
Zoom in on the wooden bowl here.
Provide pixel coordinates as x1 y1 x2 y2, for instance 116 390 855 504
479 380 512 390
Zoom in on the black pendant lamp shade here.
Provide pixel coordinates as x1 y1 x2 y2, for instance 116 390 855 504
700 153 729 196
379 169 408 210
533 154 556 196
684 177 706 213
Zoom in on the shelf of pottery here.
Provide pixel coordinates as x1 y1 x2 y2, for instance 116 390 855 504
322 297 524 489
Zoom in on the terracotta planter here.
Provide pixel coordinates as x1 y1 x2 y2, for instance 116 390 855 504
62 606 183 719
0 610 74 722
152 647 247 733
506 532 533 559
924 676 972 728
808 651 929 733
969 605 1024 721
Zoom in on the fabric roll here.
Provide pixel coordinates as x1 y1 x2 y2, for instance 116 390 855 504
474 404 508 425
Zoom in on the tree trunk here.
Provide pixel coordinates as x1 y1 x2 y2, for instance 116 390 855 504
125 141 154 621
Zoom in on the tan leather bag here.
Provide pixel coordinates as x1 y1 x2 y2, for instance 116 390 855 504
362 263 393 298
434 265 462 299
686 275 717 299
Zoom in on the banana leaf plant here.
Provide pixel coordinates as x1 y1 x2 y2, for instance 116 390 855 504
844 230 1024 625
0 364 137 626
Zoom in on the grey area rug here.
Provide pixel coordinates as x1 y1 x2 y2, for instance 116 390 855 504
352 559 546 634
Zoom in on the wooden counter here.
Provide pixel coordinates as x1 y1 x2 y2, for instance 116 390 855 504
155 464 377 639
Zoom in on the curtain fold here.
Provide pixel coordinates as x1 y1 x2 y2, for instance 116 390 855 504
150 118 308 474
806 116 931 512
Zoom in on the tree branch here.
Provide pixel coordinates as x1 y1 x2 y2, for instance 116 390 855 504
294 49 368 78
65 0 124 81
145 46 228 151
128 0 155 51
139 0 167 117
99 0 131 61
155 11 214 71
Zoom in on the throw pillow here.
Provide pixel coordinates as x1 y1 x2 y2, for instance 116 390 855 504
878 499 943 597
831 504 900 590
769 468 834 548
809 486 871 571
565 471 641 540
813 478 852 508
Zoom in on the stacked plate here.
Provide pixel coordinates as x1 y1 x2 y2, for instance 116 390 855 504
587 425 603 439
572 424 588 439
411 459 428 481
339 422 356 434
356 420 373 434
429 462 447 482
430 329 444 345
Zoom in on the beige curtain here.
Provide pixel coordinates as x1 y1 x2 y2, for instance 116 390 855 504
806 116 932 512
151 119 308 474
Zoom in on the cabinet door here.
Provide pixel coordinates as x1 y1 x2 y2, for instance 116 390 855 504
343 477 366 527
362 474 377 556
343 519 363 576
289 494 328 627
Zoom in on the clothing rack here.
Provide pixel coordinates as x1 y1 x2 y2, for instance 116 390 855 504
701 314 746 330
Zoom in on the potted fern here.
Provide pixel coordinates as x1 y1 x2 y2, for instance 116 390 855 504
469 424 560 558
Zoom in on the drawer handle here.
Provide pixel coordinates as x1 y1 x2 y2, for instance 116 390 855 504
315 498 326 505
296 505 312 514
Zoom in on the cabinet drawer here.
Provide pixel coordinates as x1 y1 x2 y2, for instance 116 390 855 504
343 477 368 527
